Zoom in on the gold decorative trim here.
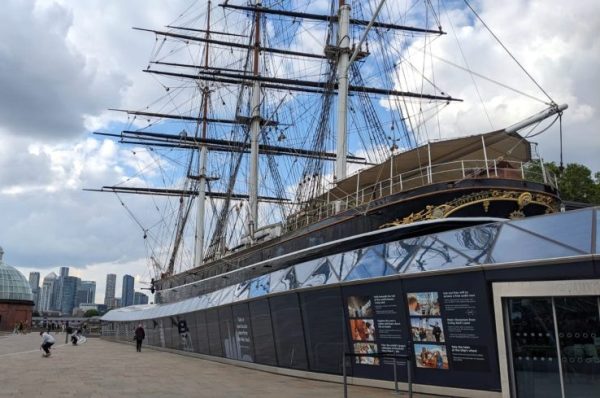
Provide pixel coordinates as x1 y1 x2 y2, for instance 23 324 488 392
381 190 559 227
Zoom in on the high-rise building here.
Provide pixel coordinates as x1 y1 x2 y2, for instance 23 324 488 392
133 291 149 305
59 276 80 315
121 275 135 307
75 281 96 307
59 267 69 278
40 272 57 312
28 272 41 311
104 274 116 306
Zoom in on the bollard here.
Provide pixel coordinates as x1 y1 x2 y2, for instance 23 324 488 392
407 358 413 398
343 354 348 398
393 357 399 394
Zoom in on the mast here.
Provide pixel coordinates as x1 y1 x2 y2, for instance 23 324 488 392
248 0 261 241
194 0 212 268
335 0 351 183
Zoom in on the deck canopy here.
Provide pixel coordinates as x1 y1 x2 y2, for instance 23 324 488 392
326 130 532 200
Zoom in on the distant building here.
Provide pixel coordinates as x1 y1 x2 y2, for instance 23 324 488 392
0 247 34 331
114 297 122 308
104 274 116 307
75 281 96 308
28 272 41 311
59 276 80 315
133 292 148 305
121 275 135 307
59 267 69 278
40 272 58 312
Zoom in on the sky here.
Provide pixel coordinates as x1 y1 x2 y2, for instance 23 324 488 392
0 0 598 304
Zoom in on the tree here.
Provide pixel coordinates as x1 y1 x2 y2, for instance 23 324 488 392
83 309 99 318
526 161 600 204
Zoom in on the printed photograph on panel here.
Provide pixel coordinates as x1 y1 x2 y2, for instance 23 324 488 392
347 295 374 318
414 343 449 370
410 317 445 343
350 318 376 342
407 292 441 316
353 342 380 365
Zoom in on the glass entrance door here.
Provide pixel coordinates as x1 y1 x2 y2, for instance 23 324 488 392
506 296 600 398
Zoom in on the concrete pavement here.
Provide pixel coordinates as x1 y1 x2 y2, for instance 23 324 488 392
0 332 444 398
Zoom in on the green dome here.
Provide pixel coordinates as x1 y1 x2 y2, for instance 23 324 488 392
0 262 33 302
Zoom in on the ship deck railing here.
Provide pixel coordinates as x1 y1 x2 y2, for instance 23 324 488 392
286 159 557 232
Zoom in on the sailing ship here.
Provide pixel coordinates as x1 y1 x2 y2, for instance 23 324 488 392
92 0 567 303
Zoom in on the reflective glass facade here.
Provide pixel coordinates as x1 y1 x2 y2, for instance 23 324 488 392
103 208 598 323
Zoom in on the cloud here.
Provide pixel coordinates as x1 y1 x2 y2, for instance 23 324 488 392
389 0 600 170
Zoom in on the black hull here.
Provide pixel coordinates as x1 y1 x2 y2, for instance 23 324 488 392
158 178 559 292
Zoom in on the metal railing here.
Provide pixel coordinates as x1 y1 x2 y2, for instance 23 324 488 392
343 352 412 397
288 159 557 231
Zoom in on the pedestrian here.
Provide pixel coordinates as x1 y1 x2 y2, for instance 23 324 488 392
40 331 55 357
134 323 145 352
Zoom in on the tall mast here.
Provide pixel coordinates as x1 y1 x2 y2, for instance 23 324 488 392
194 1 212 268
335 0 351 183
248 0 262 241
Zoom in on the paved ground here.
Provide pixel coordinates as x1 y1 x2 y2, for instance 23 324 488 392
0 332 444 398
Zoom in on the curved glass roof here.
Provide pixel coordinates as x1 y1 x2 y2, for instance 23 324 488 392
0 263 33 302
103 207 599 322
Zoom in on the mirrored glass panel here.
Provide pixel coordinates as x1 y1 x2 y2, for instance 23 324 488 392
435 224 499 264
404 236 470 273
509 209 593 253
249 275 270 298
385 238 421 270
491 225 580 264
344 246 395 281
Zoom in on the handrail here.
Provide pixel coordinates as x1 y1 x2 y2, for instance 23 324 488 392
287 159 557 231
343 352 412 397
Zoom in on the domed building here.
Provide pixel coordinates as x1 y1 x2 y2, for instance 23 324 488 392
0 247 34 331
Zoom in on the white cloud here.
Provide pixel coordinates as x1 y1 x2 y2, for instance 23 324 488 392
1 0 599 300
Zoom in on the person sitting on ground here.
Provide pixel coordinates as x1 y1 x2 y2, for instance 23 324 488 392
40 331 55 357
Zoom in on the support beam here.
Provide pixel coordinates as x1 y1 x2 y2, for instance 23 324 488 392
219 3 445 35
88 186 289 203
134 27 327 59
144 68 462 102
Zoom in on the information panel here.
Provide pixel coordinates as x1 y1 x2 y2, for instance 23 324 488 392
402 272 500 390
232 303 255 362
342 280 408 380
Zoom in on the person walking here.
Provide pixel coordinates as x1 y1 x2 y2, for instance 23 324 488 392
40 331 55 357
134 323 145 352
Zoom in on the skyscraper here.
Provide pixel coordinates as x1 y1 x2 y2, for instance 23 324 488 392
28 272 41 311
59 267 69 278
75 281 96 307
133 291 149 305
59 276 80 315
121 274 135 307
104 274 116 306
40 272 57 312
